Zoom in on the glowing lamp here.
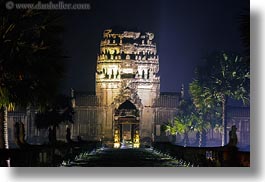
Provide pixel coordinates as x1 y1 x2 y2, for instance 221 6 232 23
114 143 120 148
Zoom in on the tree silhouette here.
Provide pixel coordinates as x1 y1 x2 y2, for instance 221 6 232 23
164 99 213 147
191 52 249 146
0 6 65 150
35 95 74 144
189 80 222 145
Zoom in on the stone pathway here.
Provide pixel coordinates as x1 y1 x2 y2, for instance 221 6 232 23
61 147 191 167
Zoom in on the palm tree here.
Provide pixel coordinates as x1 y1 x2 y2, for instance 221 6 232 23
189 80 222 145
192 52 249 146
0 5 65 151
0 106 8 149
164 100 193 146
190 113 211 147
165 115 193 146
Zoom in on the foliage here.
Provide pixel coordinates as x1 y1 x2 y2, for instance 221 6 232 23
165 115 192 135
190 51 250 145
190 113 211 133
194 52 249 105
35 94 74 129
0 3 66 149
189 80 222 129
0 4 66 109
164 98 213 134
162 50 249 146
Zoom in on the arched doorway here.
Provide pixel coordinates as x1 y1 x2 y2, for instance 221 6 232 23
113 100 140 148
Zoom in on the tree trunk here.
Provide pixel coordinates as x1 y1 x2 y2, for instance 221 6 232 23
0 106 10 167
195 131 200 146
19 121 26 146
183 131 190 146
211 128 214 140
52 124 57 144
221 95 228 146
201 129 207 147
0 106 8 149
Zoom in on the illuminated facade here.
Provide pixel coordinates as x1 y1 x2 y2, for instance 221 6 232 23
5 29 250 150
72 29 181 147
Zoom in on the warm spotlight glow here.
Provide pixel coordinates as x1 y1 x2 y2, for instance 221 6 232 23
114 142 120 148
114 129 120 144
133 131 140 148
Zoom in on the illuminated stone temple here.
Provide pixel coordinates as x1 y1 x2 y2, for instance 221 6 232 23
6 29 250 150
70 29 182 147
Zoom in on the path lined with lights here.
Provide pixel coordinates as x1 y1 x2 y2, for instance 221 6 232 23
61 147 192 167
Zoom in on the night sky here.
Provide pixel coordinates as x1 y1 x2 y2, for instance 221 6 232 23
60 0 249 95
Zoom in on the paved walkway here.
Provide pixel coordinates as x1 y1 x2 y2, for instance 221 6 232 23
61 147 188 167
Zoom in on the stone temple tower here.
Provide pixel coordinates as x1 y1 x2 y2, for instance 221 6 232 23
96 29 160 147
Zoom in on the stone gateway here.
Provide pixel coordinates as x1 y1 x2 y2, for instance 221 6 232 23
71 29 181 147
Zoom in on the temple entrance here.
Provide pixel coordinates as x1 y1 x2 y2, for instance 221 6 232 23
113 100 140 148
121 124 132 141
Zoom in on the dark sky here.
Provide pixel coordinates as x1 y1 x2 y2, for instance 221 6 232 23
60 0 249 95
